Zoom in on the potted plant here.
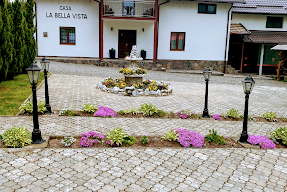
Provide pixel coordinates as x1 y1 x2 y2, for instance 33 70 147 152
109 48 116 59
272 55 277 62
141 49 146 60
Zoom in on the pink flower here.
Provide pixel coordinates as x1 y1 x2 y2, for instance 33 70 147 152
94 106 117 118
247 135 276 149
80 131 105 148
176 129 204 148
213 114 222 121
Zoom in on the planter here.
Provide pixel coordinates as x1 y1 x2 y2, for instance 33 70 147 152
125 75 144 86
109 50 116 59
141 51 146 60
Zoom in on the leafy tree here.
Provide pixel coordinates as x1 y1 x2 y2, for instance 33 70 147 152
0 0 13 82
0 7 3 78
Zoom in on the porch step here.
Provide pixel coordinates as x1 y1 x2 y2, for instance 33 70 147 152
225 65 239 75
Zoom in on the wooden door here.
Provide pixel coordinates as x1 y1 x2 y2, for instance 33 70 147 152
118 30 136 58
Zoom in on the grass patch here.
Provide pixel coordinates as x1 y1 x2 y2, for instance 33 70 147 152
0 73 45 115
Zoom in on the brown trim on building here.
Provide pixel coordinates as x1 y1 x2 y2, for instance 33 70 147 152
153 0 158 62
99 1 103 60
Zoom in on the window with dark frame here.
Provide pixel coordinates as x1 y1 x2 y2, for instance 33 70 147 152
60 27 75 45
170 32 185 51
266 16 283 28
198 3 216 14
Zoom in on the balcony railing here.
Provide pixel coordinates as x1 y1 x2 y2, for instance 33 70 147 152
104 0 155 18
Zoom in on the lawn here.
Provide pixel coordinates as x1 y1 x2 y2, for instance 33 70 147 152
0 73 45 115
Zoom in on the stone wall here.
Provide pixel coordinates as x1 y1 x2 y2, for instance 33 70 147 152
38 57 236 73
157 60 227 73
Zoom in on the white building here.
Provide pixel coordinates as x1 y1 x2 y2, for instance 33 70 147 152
35 0 244 72
229 0 287 75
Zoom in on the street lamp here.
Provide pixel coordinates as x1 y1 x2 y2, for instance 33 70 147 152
202 67 212 118
41 57 52 114
26 62 45 144
239 74 255 143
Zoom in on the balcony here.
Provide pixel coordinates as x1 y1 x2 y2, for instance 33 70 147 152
103 0 155 18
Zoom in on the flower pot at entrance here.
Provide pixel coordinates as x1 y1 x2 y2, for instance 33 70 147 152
109 50 116 59
141 51 146 60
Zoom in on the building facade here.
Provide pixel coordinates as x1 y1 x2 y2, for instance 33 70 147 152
35 0 244 72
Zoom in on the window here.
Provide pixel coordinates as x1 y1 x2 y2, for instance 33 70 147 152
266 17 283 28
198 3 216 14
170 32 185 51
123 1 135 16
60 27 75 45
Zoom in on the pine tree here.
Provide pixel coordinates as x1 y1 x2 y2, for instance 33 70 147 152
11 0 25 76
0 7 3 80
25 0 36 67
0 0 13 82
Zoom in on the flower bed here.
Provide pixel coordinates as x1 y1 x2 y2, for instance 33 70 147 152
97 79 172 96
47 136 243 148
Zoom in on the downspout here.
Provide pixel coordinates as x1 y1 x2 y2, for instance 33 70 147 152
34 1 38 56
155 0 170 63
224 4 233 73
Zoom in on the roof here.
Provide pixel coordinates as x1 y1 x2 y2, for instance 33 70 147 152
243 30 287 44
230 23 251 34
232 0 287 15
271 44 287 51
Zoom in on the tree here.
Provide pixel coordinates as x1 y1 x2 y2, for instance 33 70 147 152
11 0 25 76
0 7 3 80
23 0 36 69
0 0 13 82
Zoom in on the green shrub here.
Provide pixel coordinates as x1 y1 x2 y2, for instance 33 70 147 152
169 111 175 115
204 129 226 145
281 117 286 121
270 127 287 145
123 136 137 146
20 100 47 114
123 108 141 115
139 103 158 116
161 130 178 141
118 110 125 115
1 126 32 148
263 111 277 122
157 110 167 117
82 104 97 113
226 108 241 119
140 135 149 145
106 127 128 146
59 109 74 116
61 137 76 147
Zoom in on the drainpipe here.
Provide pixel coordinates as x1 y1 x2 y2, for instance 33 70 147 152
34 1 38 56
259 44 264 76
224 5 233 73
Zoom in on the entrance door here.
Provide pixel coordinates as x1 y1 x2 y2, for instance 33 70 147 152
228 42 243 70
118 30 136 58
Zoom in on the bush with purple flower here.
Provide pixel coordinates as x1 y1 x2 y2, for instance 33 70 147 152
176 129 204 148
94 106 117 118
247 135 276 149
213 114 222 121
176 109 195 119
80 131 105 148
140 135 149 145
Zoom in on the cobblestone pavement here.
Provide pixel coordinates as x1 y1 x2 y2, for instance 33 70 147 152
0 62 286 191
1 148 287 192
35 73 287 117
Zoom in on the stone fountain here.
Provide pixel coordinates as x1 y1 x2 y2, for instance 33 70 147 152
124 45 144 86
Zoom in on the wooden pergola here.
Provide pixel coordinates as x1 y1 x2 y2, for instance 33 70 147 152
271 45 287 80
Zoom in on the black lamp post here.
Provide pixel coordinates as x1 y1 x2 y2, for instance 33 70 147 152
26 62 45 144
202 67 212 118
239 74 255 143
41 57 52 114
